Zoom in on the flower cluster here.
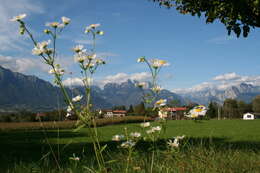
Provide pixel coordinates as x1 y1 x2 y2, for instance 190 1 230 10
120 140 136 148
32 40 53 56
85 23 104 35
146 126 162 134
167 135 185 148
112 134 125 141
135 82 147 89
154 99 167 107
73 44 105 73
45 16 70 29
140 122 150 128
48 64 65 75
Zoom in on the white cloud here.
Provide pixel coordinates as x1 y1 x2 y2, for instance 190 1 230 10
63 72 152 88
173 72 260 94
0 55 49 73
63 77 84 86
98 72 151 87
213 72 241 81
0 0 44 51
207 35 237 45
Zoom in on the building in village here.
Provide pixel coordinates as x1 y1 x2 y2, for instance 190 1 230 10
158 107 187 120
100 110 127 118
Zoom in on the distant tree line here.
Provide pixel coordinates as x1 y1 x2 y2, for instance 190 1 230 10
206 95 260 119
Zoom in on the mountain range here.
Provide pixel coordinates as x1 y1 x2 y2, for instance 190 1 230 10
0 66 183 112
174 83 260 105
1 65 260 112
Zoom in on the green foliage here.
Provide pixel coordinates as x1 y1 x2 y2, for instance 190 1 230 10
127 105 134 113
1 120 260 172
152 0 260 37
206 101 218 119
223 98 239 118
252 95 260 112
134 102 146 115
112 105 126 110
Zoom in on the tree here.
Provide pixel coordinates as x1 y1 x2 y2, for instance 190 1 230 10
112 105 126 110
223 98 238 119
152 0 260 37
237 100 252 117
134 102 146 115
127 105 134 113
252 95 260 112
206 101 218 119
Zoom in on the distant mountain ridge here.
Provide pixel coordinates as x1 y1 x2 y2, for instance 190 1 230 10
175 82 260 105
0 66 183 112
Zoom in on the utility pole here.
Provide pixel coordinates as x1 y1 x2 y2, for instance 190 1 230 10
218 105 221 120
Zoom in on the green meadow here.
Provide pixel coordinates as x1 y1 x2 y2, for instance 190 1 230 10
1 120 260 172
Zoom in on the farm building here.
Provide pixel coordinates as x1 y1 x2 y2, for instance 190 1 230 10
243 113 255 120
158 107 187 120
101 110 127 118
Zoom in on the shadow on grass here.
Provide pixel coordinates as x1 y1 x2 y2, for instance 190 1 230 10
0 130 260 171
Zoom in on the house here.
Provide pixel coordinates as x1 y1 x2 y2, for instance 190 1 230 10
243 113 255 120
159 107 187 120
102 110 127 118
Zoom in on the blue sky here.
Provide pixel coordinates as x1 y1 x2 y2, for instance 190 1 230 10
1 0 260 91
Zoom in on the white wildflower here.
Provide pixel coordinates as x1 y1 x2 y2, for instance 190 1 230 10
96 59 105 65
137 57 145 63
135 82 147 89
140 122 150 128
32 40 51 55
150 59 169 69
46 22 60 28
121 140 136 148
112 134 124 141
48 69 55 74
73 45 84 53
152 126 161 131
168 135 185 148
152 86 162 93
72 95 83 102
88 53 96 60
61 16 70 25
85 23 100 33
154 99 167 107
167 139 179 148
10 14 26 22
130 132 141 138
146 126 161 134
83 77 93 85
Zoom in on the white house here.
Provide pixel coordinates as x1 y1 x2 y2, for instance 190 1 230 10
243 113 254 120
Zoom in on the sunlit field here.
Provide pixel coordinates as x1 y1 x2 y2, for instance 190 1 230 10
1 120 260 172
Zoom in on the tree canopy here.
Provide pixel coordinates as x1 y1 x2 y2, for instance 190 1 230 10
152 0 260 37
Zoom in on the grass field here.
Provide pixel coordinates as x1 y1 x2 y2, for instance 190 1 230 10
0 119 260 172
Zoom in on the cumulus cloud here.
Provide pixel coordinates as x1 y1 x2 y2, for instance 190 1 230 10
0 55 49 73
173 72 260 93
63 77 84 86
0 0 44 51
213 72 241 81
63 72 152 88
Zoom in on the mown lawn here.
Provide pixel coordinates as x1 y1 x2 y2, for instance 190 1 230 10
0 120 260 172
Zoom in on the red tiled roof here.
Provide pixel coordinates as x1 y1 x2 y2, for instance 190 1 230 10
164 107 187 111
113 110 127 113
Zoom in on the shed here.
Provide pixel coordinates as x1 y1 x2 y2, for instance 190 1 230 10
243 113 254 120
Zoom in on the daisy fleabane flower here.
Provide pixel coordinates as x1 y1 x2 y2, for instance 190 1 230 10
112 134 125 141
10 14 26 22
61 16 70 25
154 99 167 107
130 132 141 138
140 122 150 128
121 140 136 148
72 95 83 102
